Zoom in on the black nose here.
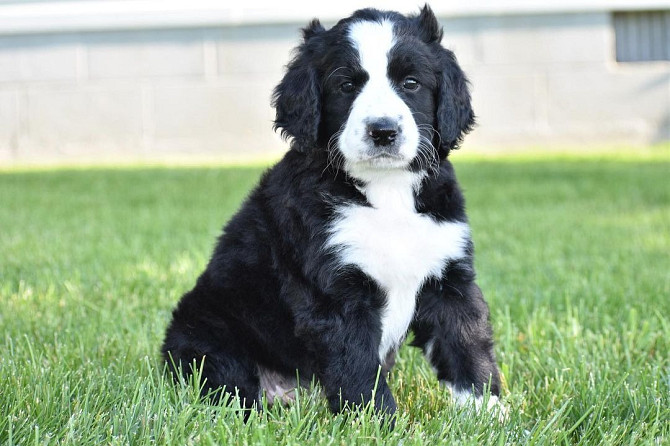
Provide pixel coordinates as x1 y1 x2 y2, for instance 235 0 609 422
367 118 399 147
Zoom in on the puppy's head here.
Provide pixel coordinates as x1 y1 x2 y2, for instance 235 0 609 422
272 5 474 174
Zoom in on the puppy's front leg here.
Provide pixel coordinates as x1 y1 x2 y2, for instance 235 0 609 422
412 277 502 411
299 311 397 417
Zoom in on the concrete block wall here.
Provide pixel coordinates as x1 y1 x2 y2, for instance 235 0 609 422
0 26 296 164
0 11 668 164
444 12 670 148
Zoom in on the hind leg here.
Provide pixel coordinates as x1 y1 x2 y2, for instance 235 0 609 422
162 327 260 414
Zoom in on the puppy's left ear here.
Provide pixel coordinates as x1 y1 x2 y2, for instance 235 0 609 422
435 49 475 155
416 4 443 43
415 5 475 155
272 20 324 152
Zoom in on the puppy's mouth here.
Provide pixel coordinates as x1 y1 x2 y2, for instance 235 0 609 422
359 151 408 168
368 152 403 160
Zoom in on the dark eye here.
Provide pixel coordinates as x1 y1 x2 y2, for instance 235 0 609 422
403 77 420 91
340 81 355 93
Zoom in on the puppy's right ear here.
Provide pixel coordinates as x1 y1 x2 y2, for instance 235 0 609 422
302 19 325 39
272 20 324 152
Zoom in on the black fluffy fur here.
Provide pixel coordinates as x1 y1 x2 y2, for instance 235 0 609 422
162 5 500 419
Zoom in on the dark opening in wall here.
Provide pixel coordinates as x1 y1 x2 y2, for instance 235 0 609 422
613 10 670 62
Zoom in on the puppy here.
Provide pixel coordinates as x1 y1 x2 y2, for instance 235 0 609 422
162 5 501 418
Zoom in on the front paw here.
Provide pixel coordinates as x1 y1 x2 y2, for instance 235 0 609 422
328 385 397 427
371 387 397 429
447 384 508 422
374 384 397 415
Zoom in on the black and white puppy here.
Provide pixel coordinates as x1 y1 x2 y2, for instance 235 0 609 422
162 5 501 418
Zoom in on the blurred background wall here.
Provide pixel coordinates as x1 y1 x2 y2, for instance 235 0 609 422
0 0 669 165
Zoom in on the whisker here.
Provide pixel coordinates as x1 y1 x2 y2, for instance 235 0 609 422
415 123 442 175
325 66 349 83
323 124 347 178
411 111 431 121
417 133 440 176
416 123 442 150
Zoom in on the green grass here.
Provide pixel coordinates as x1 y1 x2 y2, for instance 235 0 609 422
1 152 669 445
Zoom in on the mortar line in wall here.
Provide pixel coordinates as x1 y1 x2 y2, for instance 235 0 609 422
75 37 89 82
11 89 20 161
16 88 31 162
141 82 154 158
534 70 550 135
203 33 218 82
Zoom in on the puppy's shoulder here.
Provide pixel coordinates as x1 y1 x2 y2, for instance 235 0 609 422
416 161 468 223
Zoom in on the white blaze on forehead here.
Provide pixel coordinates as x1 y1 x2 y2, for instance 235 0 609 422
348 19 396 82
339 19 420 169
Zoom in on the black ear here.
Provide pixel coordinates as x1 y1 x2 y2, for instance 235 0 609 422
415 5 473 155
302 19 325 39
272 21 324 152
435 49 475 155
416 4 443 43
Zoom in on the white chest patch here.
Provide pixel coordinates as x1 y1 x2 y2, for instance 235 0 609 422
326 169 470 360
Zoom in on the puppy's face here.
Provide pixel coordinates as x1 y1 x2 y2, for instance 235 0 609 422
273 6 474 174
326 19 432 170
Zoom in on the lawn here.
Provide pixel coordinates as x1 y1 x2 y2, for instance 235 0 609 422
1 151 669 445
